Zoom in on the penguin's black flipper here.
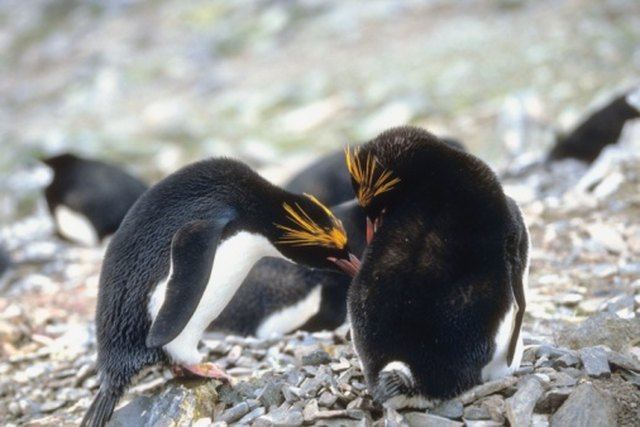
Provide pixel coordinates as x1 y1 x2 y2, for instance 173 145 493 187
146 217 232 348
505 198 529 365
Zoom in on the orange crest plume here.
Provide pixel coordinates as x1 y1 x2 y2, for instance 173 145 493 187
345 146 400 207
275 194 347 248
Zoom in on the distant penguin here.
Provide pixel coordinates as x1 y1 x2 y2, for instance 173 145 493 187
548 87 640 163
0 243 11 279
42 153 148 246
285 138 466 207
209 199 366 337
345 126 529 409
81 158 361 427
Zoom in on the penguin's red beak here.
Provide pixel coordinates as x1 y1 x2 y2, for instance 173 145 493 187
366 210 385 244
328 253 361 278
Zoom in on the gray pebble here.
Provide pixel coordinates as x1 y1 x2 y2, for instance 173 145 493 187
318 390 339 407
404 412 464 426
550 383 617 427
302 349 332 366
236 406 265 424
217 401 250 423
431 399 464 419
505 376 544 427
580 346 611 378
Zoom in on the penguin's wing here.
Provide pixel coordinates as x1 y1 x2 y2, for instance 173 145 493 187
506 199 529 366
146 217 233 348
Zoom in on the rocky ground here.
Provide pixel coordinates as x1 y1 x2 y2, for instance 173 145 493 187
2 135 640 426
1 0 640 426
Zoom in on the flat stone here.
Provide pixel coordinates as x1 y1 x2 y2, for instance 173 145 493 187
463 405 491 420
607 350 640 372
254 407 304 426
556 313 640 351
256 381 284 408
580 346 611 378
217 401 250 423
318 391 339 407
553 353 580 369
463 421 503 427
404 412 463 427
236 406 265 424
535 388 572 413
431 399 464 419
108 380 219 427
505 376 544 427
458 376 519 405
550 383 617 427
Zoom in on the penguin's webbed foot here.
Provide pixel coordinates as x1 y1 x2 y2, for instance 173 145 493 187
172 363 233 383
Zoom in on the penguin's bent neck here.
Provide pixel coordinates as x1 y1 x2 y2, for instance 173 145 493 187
148 229 286 365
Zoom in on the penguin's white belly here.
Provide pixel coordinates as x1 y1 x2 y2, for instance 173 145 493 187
148 231 282 364
54 205 99 246
481 302 521 381
255 285 322 339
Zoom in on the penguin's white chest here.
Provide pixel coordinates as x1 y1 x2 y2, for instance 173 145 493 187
53 205 99 246
148 231 282 364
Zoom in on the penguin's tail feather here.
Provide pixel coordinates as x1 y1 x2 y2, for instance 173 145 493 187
373 361 416 404
80 385 122 427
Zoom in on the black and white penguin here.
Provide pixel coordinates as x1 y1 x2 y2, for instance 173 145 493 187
285 137 466 207
80 157 360 427
209 199 367 337
548 87 640 163
42 153 148 246
345 126 529 409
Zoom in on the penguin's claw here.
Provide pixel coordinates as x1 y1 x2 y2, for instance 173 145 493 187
172 363 233 384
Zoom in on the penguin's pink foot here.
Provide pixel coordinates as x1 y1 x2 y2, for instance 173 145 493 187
171 363 232 383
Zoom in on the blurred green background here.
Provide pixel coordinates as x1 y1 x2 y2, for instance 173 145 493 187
1 0 638 224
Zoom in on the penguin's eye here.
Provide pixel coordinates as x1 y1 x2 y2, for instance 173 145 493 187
345 147 400 207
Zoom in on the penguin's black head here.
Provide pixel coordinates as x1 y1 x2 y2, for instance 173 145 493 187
347 126 461 242
41 153 81 170
274 193 360 277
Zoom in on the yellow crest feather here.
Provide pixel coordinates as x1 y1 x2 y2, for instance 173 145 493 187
275 194 347 248
345 146 400 207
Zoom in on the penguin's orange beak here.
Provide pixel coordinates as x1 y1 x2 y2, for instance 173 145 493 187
366 210 385 244
328 253 361 278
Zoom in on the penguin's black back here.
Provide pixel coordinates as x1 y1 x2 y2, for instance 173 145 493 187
548 91 640 163
43 153 148 241
349 130 513 399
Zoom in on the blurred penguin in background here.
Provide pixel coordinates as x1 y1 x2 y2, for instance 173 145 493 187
548 86 640 163
42 153 148 246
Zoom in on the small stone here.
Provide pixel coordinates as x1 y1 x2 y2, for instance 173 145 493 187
553 353 580 369
302 349 332 366
330 358 351 372
431 399 464 419
256 381 284 408
303 399 320 422
255 407 304 426
580 346 611 378
607 350 640 372
535 388 572 413
40 400 65 413
550 383 617 427
553 372 577 388
218 401 250 423
463 405 491 420
531 414 550 427
236 406 265 424
458 376 519 404
505 376 544 427
318 391 339 407
404 412 463 426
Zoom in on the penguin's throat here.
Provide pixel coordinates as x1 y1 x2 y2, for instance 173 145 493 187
148 231 284 365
